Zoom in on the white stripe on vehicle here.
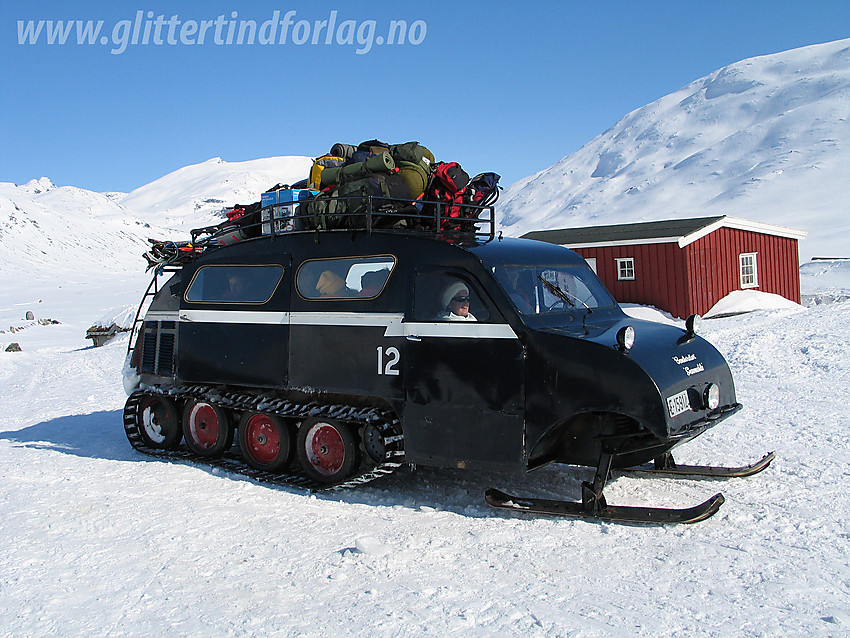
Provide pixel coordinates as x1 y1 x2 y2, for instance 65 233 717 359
144 311 179 322
382 322 517 340
178 310 289 324
165 310 517 339
290 312 404 327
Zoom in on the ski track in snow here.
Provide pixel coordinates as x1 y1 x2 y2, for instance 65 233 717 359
1 277 849 637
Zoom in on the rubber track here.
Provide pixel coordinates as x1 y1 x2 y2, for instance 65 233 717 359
123 387 405 492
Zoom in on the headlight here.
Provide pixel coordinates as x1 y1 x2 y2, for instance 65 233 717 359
616 325 635 351
704 383 720 410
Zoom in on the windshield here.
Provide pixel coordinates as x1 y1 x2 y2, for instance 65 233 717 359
492 264 617 315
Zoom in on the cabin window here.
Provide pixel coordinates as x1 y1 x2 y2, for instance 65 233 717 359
296 255 395 300
616 257 635 281
584 257 598 274
739 253 758 288
185 265 284 304
413 271 491 322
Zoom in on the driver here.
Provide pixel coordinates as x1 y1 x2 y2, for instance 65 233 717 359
438 282 477 322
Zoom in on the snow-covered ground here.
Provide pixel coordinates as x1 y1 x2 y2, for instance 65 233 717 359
1 263 849 637
3 36 850 638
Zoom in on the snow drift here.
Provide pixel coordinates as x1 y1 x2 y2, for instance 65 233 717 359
1 274 849 636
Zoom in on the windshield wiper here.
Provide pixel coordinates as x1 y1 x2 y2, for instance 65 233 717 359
538 276 594 314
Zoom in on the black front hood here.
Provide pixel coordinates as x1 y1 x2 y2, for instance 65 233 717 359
527 315 737 443
547 317 736 404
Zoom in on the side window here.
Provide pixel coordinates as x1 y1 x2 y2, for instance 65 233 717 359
616 257 635 281
739 253 758 288
297 256 395 300
413 271 491 322
184 265 284 304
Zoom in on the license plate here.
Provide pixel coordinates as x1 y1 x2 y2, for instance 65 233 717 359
667 390 691 418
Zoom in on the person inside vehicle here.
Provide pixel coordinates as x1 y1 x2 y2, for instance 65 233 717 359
438 281 477 321
221 273 244 301
508 269 537 313
316 270 352 298
358 269 389 297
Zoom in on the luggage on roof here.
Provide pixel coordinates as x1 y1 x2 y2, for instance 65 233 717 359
319 151 395 188
143 138 501 268
308 155 345 190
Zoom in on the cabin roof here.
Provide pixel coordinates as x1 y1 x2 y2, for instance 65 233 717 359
520 215 807 248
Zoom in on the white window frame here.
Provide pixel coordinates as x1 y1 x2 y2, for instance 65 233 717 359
739 252 758 289
615 257 635 281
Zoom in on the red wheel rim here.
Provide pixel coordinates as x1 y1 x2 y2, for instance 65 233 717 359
305 424 345 476
244 414 281 465
188 403 220 449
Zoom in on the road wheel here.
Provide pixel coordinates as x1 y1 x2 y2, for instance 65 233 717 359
182 400 233 457
137 394 182 450
239 412 292 472
296 418 359 484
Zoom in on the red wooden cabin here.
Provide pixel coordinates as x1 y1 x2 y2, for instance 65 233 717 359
522 216 807 318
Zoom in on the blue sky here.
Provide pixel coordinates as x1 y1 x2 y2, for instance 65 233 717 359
1 1 848 193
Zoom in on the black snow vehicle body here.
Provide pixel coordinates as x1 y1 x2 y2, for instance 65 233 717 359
125 205 771 523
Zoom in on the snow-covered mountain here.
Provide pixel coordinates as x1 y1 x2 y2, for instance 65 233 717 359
118 155 313 229
0 156 313 278
498 39 850 261
0 178 154 277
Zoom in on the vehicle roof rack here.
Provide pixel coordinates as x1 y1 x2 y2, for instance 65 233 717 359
256 194 496 241
144 195 497 271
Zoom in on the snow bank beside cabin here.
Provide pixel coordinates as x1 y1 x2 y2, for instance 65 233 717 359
704 290 801 318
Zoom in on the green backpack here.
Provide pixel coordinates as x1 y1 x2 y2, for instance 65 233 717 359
303 175 390 230
389 142 434 175
396 162 429 199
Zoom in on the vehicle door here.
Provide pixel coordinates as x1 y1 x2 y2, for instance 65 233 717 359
287 254 404 401
177 257 291 388
399 267 526 469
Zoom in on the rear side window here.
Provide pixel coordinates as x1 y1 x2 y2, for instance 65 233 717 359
185 264 284 304
297 256 395 300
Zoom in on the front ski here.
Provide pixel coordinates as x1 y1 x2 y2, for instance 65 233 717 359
623 451 776 479
485 488 725 524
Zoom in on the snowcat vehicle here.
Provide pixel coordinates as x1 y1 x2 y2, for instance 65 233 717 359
123 194 773 524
